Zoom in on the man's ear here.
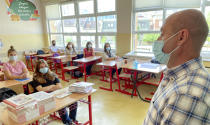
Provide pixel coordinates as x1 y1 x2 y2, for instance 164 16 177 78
177 29 189 46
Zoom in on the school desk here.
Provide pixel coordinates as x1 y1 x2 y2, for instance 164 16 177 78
34 53 53 60
120 60 166 102
0 88 97 125
74 56 102 82
96 60 123 92
49 55 77 81
0 75 32 94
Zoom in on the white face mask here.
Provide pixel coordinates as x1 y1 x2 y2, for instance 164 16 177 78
88 44 92 48
152 31 180 64
9 56 17 61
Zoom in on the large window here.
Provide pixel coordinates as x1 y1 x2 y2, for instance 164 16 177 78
133 0 210 55
46 0 117 50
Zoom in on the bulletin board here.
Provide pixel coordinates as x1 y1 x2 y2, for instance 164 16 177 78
5 0 40 21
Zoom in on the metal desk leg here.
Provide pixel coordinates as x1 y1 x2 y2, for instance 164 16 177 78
84 63 87 82
131 71 150 102
88 95 92 125
115 65 122 92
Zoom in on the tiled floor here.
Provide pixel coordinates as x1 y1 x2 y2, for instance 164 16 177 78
48 74 158 125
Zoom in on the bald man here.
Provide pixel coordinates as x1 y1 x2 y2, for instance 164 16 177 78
144 9 210 125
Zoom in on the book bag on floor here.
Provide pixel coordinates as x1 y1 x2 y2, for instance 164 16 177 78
74 71 83 78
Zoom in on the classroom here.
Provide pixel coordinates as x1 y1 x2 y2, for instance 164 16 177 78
0 0 209 125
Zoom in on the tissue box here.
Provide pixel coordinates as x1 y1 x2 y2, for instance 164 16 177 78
30 91 56 115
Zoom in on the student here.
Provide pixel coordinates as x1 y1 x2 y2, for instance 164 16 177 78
83 41 95 57
50 40 59 53
83 41 95 75
104 43 122 80
65 42 77 55
30 59 78 125
3 46 29 80
65 42 77 66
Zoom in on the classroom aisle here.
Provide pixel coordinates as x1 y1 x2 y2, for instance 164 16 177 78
49 75 157 125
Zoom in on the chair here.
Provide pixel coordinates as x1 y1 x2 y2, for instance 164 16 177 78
62 66 79 81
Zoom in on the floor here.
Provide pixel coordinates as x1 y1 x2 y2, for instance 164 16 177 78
48 73 158 125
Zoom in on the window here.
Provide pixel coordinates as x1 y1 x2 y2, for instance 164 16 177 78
64 36 77 47
97 0 115 12
46 0 117 50
133 0 210 54
81 36 95 48
49 20 62 33
63 19 77 32
97 15 117 32
62 3 75 16
134 33 159 52
79 0 94 15
51 35 64 47
135 11 162 31
98 36 116 49
79 17 96 32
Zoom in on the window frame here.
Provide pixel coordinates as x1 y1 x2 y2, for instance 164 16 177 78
132 0 210 55
45 0 117 51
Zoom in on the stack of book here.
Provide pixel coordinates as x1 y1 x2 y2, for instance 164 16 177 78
30 91 56 115
69 82 94 93
3 94 39 123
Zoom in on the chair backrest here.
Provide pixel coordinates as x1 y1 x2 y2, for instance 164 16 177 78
0 87 17 102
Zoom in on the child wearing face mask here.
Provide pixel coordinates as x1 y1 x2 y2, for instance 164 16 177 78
50 40 60 53
3 46 29 80
30 59 79 125
65 42 77 55
103 43 122 80
83 42 95 75
65 42 77 67
83 41 95 57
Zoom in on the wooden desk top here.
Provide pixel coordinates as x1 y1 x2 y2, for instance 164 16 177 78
0 89 96 125
25 53 37 56
50 55 76 59
0 75 32 88
50 55 77 62
35 54 53 58
121 61 166 74
74 56 102 63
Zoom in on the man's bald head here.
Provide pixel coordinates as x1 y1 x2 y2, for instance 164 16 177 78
166 9 209 52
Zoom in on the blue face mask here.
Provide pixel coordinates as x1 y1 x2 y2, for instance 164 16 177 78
39 67 48 74
106 47 111 51
9 56 17 61
152 32 180 64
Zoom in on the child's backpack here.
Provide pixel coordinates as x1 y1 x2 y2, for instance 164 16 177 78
0 88 17 102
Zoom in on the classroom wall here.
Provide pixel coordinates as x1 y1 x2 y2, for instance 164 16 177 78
116 0 132 56
0 0 46 62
